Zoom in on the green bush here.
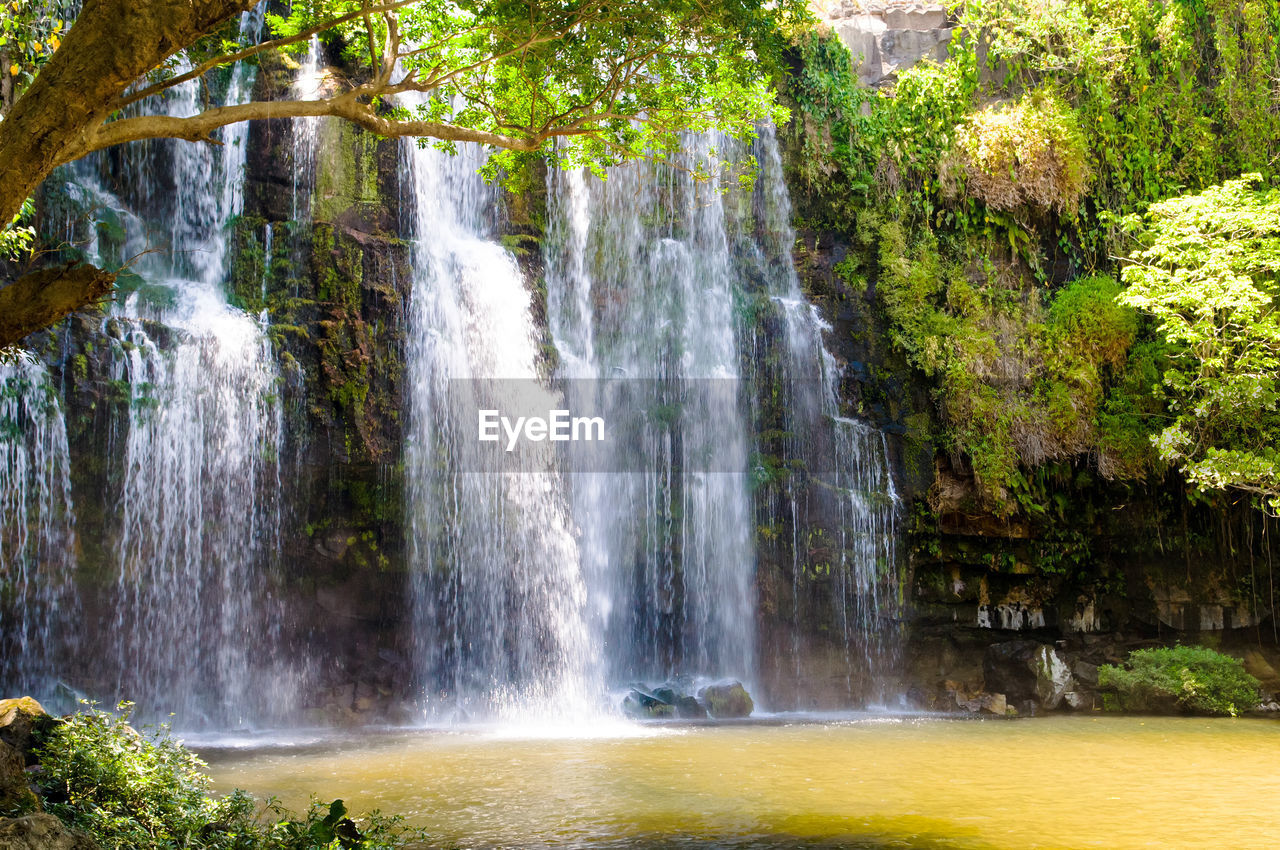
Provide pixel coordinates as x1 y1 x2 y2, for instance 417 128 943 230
34 703 421 849
952 91 1091 213
1099 646 1262 717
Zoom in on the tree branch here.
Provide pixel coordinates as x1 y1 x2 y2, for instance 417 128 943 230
74 95 544 159
0 262 116 348
111 0 422 111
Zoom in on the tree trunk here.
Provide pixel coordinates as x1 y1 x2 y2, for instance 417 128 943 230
0 263 116 348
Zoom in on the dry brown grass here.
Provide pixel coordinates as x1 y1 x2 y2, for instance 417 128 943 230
952 92 1092 213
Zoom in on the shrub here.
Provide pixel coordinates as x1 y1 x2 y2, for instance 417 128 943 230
952 91 1091 213
34 702 421 849
1099 646 1262 717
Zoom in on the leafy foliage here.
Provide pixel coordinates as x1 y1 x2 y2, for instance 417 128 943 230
0 0 75 114
1099 646 1262 716
0 196 34 261
950 91 1090 214
1119 175 1280 509
247 0 810 179
786 0 1280 516
34 703 422 849
859 207 1140 514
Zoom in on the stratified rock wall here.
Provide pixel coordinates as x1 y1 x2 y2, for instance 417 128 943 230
815 1 955 86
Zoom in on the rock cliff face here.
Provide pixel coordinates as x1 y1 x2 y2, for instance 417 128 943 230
12 10 1279 723
788 0 1280 715
816 1 955 86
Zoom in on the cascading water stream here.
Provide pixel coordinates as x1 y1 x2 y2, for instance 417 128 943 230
401 114 595 722
291 36 324 223
545 137 757 689
750 126 902 703
544 127 902 706
0 359 77 699
37 8 297 727
13 51 899 722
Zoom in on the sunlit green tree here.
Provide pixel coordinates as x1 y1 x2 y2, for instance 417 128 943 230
1119 175 1280 509
0 0 808 347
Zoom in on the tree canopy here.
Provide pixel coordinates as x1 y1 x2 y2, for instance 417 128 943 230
1119 175 1280 510
0 0 807 347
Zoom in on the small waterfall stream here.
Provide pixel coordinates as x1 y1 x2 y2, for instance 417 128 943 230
0 359 77 698
545 137 758 688
401 125 595 721
750 126 902 703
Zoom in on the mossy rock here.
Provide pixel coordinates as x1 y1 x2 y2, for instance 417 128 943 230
0 812 98 849
622 688 675 720
697 681 754 719
0 699 50 759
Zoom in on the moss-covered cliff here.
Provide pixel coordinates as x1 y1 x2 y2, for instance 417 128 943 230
778 0 1280 711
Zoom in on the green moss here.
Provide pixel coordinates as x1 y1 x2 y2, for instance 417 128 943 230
311 120 382 224
783 0 1280 520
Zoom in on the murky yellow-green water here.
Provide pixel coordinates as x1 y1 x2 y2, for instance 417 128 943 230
201 715 1280 849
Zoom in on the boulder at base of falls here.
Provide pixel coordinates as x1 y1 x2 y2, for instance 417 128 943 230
983 641 1077 711
0 741 38 816
0 698 51 815
0 814 98 850
697 681 754 719
622 688 674 719
0 699 50 759
652 686 708 720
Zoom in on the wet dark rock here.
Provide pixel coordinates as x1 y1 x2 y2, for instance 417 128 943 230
622 688 674 720
697 681 754 719
1071 660 1099 687
1063 691 1097 711
983 641 1076 711
652 686 708 719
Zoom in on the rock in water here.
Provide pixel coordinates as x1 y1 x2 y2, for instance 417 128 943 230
983 642 1077 711
652 686 708 719
697 681 754 719
1033 645 1076 710
0 814 98 850
622 688 674 719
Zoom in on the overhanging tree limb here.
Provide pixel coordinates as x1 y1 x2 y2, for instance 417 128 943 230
75 96 545 157
0 0 259 227
0 263 116 348
0 0 802 347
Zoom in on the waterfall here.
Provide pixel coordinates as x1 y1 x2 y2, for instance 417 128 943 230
545 137 757 688
750 126 902 704
291 36 324 222
0 358 76 700
29 8 297 727
99 9 291 727
12 38 899 721
401 121 595 721
543 127 901 706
